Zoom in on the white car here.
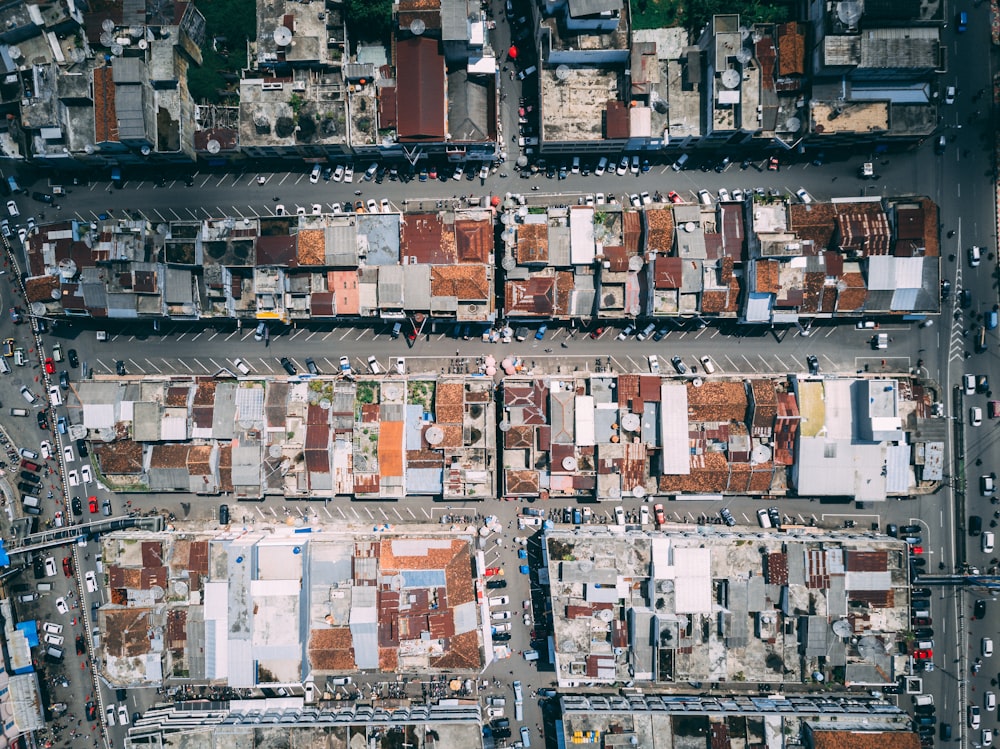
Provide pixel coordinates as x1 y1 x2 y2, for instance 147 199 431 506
44 633 64 646
964 374 977 395
274 204 286 216
488 596 510 607
48 386 62 407
118 705 130 725
40 440 52 460
296 205 306 216
331 202 342 214
945 85 956 104
311 203 323 215
256 175 266 185
81 465 93 484
366 199 378 213
595 192 606 205
367 355 383 374
55 597 68 614
698 189 713 205
986 729 994 748
309 165 322 184
985 637 995 657
45 557 57 577
640 505 649 525
343 164 354 183
795 187 813 204
717 188 731 202
972 407 984 426
67 470 80 487
63 445 75 463
492 622 511 632
85 570 98 593
332 165 344 182
6 200 18 217
395 358 405 375
987 691 998 712
339 355 352 374
105 705 116 727
648 354 660 373
615 506 625 525
640 191 652 205
42 622 63 635
700 355 716 374
491 611 512 621
629 193 641 207
380 198 391 213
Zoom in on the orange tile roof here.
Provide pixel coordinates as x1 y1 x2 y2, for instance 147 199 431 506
646 209 674 254
328 270 359 315
378 421 404 478
810 731 919 749
517 223 548 264
756 259 780 294
777 22 805 76
435 382 465 423
93 66 118 144
431 264 490 300
297 229 326 266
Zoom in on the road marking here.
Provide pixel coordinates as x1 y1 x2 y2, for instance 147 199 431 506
184 207 198 219
206 358 223 372
757 354 773 371
190 333 202 341
339 329 353 341
144 359 162 373
355 330 366 340
178 359 193 372
198 176 212 188
773 356 789 370
823 327 837 338
741 354 755 371
225 332 239 341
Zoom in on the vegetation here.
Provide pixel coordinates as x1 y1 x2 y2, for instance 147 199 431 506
344 0 394 44
189 0 255 103
632 0 790 33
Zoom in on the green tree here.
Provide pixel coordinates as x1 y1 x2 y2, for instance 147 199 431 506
344 0 394 44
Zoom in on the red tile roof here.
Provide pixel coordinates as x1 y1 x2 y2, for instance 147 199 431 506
396 38 446 142
93 66 118 144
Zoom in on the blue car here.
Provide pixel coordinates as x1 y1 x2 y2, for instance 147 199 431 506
518 548 527 559
519 565 530 575
957 11 968 32
534 325 548 340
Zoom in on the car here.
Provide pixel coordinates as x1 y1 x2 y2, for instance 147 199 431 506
62 556 72 577
489 595 510 607
521 727 531 746
40 440 52 460
720 508 736 526
670 356 688 374
5 200 18 217
534 324 548 340
367 355 383 374
88 496 98 513
985 637 995 657
379 197 391 213
972 406 985 427
616 157 629 176
339 356 352 374
698 189 713 205
640 190 652 205
964 374 977 395
65 348 80 369
617 325 635 340
67 470 80 487
629 193 641 207
105 705 116 727
274 204 286 216
614 505 626 525
971 706 982 730
491 611 512 621
118 705 130 725
43 356 56 375
395 357 405 375
700 355 716 374
970 245 982 267
717 187 731 202
630 155 640 175
957 9 968 31
55 597 68 615
653 503 665 526
667 190 684 204
589 326 606 339
45 556 57 576
807 355 820 375
975 599 988 619
648 354 660 374
64 445 75 464
768 507 782 527
85 570 97 593
795 187 813 203
987 692 997 712
309 164 322 184
279 357 297 376
484 566 502 576
59 370 69 389
310 203 323 216
493 632 512 642
982 476 996 496
343 164 354 183
71 496 82 516
767 156 779 171
365 198 377 213
912 648 932 660
331 164 345 182
945 85 956 105
76 439 88 458
2 338 13 357
102 499 112 516
486 579 507 589
985 729 994 747
651 327 669 342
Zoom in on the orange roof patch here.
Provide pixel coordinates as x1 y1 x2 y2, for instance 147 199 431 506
378 421 404 478
297 229 326 266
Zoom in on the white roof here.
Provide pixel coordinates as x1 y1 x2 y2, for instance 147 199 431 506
569 207 596 265
574 395 595 447
659 382 690 474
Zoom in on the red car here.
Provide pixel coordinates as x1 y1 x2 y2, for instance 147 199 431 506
428 167 438 180
44 357 55 374
484 567 503 577
767 156 779 171
667 191 683 204
62 556 72 577
912 648 932 660
912 616 932 626
589 327 606 340
88 496 98 513
910 546 924 555
653 503 666 527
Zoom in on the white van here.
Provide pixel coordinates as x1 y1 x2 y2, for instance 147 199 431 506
595 157 608 176
514 701 523 721
0 357 10 375
233 358 252 375
517 65 537 80
523 649 539 661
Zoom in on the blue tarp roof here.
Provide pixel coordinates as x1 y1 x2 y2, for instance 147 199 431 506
17 620 38 648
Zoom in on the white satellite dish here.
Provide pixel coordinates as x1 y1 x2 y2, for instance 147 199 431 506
556 65 570 81
410 18 426 35
207 139 221 154
273 26 292 46
102 18 115 32
111 43 123 56
8 46 21 60
99 32 113 47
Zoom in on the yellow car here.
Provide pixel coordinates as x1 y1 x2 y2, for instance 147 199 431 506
2 338 13 357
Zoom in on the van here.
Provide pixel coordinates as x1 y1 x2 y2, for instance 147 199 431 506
912 609 931 619
571 157 580 174
513 680 523 702
490 697 506 707
17 592 36 603
9 407 25 416
20 448 38 460
517 65 537 80
984 531 995 553
523 648 539 661
988 310 999 331
330 676 352 686
595 157 608 176
915 640 934 651
514 701 523 721
672 153 690 171
391 321 402 339
22 495 39 509
91 628 101 650
941 724 953 741
37 582 52 593
521 726 531 748
45 645 64 661
233 358 251 375
914 694 935 707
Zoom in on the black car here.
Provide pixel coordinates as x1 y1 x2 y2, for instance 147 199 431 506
71 497 82 516
305 357 319 375
970 515 983 536
720 508 736 526
911 588 932 599
31 191 53 204
67 348 79 368
115 360 126 376
941 280 951 299
85 701 97 721
75 635 86 655
910 557 927 568
19 470 40 483
493 632 511 642
17 481 37 494
807 355 820 375
486 579 507 589
58 370 69 389
768 506 781 528
116 688 127 701
76 439 88 458
36 411 48 429
974 599 988 619
962 289 973 308
977 375 990 394
219 504 230 524
913 627 934 638
900 524 921 535
280 357 297 375
910 598 931 610
492 728 511 740
32 557 45 579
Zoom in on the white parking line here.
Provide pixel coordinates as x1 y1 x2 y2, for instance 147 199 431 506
184 207 198 219
198 176 212 188
339 330 353 341
190 333 202 341
741 354 754 370
773 356 789 370
178 360 194 372
144 359 162 373
757 355 772 371
206 358 224 372
290 329 305 339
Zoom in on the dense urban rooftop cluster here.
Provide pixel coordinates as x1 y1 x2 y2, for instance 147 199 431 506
71 371 939 502
22 193 940 327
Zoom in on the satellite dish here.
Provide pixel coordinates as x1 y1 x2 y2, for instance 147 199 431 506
561 456 578 471
273 26 293 46
831 619 853 638
410 18 426 35
632 485 646 499
268 444 283 458
837 1 862 26
100 32 113 47
721 69 740 89
501 256 516 271
29 302 46 315
425 426 445 445
207 139 221 154
138 39 148 49
684 221 697 232
621 414 640 432
56 259 78 279
784 116 802 132
111 43 123 56
736 48 752 65
498 419 511 432
556 65 570 81
8 46 21 60
628 255 644 272
140 144 151 155
629 304 641 316
129 25 143 38
102 18 115 32
691 377 703 387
